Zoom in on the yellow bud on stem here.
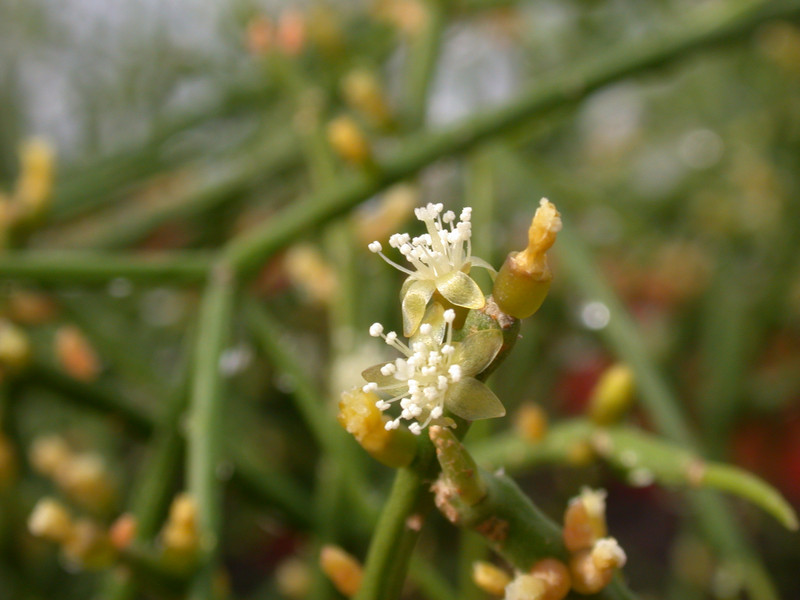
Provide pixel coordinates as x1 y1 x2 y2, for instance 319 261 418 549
472 561 511 596
320 545 363 597
587 363 635 425
493 199 561 319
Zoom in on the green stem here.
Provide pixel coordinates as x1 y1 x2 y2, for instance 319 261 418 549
185 262 237 600
554 227 783 599
223 0 798 278
0 252 211 284
354 439 439 600
403 0 445 128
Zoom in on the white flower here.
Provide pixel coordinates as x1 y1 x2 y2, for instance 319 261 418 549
369 203 495 336
361 304 505 434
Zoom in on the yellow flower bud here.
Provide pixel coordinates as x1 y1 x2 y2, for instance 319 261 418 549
58 453 117 514
341 69 391 127
275 557 312 599
14 138 55 221
320 545 362 597
563 487 607 553
0 319 32 373
55 325 101 382
327 116 372 166
338 388 416 468
504 573 546 600
354 184 418 246
284 244 338 305
28 497 74 544
514 402 548 442
528 558 571 600
587 364 635 425
472 561 511 596
161 493 201 565
30 435 72 477
569 538 626 594
493 199 561 319
62 518 116 570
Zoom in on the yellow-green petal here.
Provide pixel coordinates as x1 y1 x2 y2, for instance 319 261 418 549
445 377 505 421
452 329 503 377
402 279 436 337
411 301 446 346
435 270 485 309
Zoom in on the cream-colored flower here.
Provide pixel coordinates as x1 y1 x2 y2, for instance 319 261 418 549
368 203 495 336
362 304 504 434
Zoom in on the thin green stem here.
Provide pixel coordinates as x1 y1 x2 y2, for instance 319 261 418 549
403 0 445 128
0 252 211 284
555 225 783 599
185 262 237 600
223 0 799 278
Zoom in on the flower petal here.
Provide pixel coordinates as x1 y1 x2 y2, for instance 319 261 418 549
361 362 407 395
402 279 436 337
452 329 503 377
445 378 506 420
466 256 497 275
411 301 446 346
435 271 485 309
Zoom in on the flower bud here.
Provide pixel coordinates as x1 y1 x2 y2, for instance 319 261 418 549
275 557 312 599
55 325 101 382
57 453 117 514
563 487 607 553
28 497 74 544
30 435 72 477
62 518 116 570
341 69 391 127
338 387 416 468
473 561 511 596
587 363 635 425
354 185 418 246
320 545 362 597
569 538 626 594
514 402 548 442
14 138 55 221
493 199 561 319
246 15 273 56
109 513 137 550
327 116 372 166
161 493 201 564
277 9 306 56
0 319 32 373
529 558 571 600
504 573 546 600
284 244 338 305
430 425 487 507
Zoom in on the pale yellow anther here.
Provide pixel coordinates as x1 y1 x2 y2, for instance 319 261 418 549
513 198 562 276
320 545 363 597
28 497 74 543
472 561 511 596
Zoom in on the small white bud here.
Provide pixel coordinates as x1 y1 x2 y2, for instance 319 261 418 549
443 309 455 324
409 423 422 435
368 241 382 253
369 323 384 337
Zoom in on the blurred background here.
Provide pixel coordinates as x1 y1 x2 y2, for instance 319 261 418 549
1 0 799 599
